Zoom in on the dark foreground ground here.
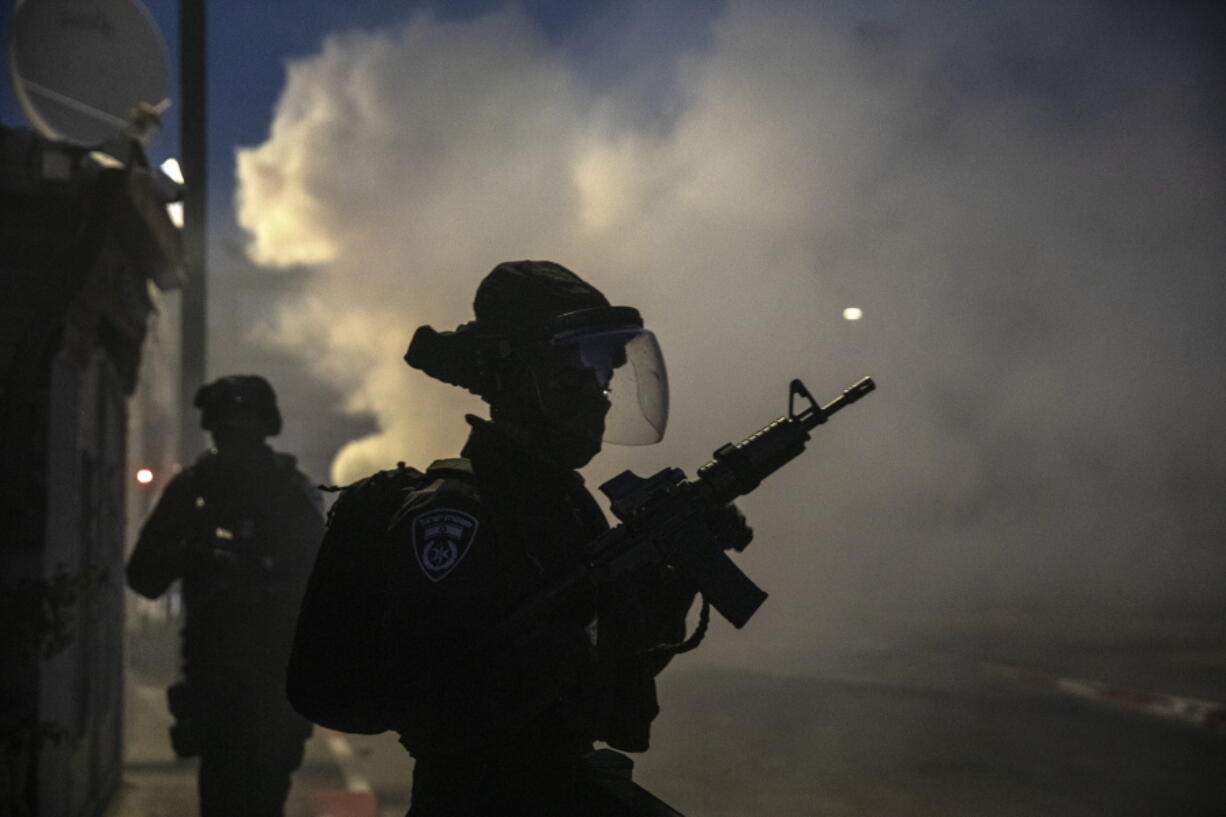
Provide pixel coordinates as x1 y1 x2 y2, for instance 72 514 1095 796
637 666 1226 817
316 651 1226 817
112 632 1226 817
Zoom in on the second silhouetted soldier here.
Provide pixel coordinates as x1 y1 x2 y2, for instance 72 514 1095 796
128 375 324 817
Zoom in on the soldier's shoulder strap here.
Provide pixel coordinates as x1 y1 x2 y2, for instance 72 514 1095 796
424 457 473 481
178 451 215 491
383 458 481 534
266 452 326 516
412 457 479 500
326 463 428 528
273 451 305 477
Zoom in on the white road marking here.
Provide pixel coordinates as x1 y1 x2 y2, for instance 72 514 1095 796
322 730 373 794
984 662 1226 735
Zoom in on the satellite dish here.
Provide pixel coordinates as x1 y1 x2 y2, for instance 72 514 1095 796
7 0 171 146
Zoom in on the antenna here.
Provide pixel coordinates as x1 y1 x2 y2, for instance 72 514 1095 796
7 0 171 146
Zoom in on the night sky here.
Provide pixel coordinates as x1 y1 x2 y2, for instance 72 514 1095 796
3 0 726 230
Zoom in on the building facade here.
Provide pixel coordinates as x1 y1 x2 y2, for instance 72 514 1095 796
0 125 183 817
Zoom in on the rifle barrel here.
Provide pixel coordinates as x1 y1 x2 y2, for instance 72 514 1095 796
805 376 875 430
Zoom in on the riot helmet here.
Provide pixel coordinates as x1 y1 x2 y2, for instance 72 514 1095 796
194 375 283 437
518 304 667 445
406 260 668 446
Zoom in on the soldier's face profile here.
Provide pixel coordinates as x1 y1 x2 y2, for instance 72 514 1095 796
515 344 611 466
208 418 267 450
539 342 611 401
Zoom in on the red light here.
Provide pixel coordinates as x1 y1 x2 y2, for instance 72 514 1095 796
135 468 154 485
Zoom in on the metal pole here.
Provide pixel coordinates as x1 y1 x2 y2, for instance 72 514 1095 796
179 0 207 462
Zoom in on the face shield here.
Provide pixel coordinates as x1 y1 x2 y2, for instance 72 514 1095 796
527 307 669 446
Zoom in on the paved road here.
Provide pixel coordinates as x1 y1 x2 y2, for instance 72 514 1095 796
636 665 1226 817
326 653 1226 817
108 674 355 817
112 643 1226 817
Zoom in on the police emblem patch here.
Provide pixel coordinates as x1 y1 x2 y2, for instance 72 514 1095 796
411 509 479 582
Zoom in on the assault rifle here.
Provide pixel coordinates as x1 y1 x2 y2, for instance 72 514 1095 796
496 376 875 637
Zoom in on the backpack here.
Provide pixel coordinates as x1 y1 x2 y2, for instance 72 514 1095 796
285 461 469 734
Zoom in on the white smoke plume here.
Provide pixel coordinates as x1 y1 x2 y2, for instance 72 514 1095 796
236 1 1226 670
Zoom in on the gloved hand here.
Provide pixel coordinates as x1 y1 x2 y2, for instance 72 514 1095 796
704 503 753 552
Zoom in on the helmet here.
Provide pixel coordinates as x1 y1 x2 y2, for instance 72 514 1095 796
472 260 610 337
193 375 283 437
406 260 668 445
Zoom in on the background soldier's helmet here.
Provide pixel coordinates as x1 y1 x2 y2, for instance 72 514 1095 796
193 375 283 436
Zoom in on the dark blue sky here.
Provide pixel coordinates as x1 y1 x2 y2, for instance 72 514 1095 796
1 0 725 238
6 0 1220 244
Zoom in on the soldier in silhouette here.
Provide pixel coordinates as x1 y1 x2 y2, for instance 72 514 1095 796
128 375 324 817
288 261 750 816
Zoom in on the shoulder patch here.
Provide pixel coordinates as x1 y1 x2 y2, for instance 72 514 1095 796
412 508 479 582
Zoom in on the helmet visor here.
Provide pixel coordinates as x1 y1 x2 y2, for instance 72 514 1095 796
537 325 669 446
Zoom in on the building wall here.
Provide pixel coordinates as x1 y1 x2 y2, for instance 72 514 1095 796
1 125 183 817
38 352 127 817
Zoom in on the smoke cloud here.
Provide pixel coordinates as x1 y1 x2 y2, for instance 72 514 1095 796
236 1 1226 671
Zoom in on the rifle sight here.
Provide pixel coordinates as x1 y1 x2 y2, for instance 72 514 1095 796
695 376 875 506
